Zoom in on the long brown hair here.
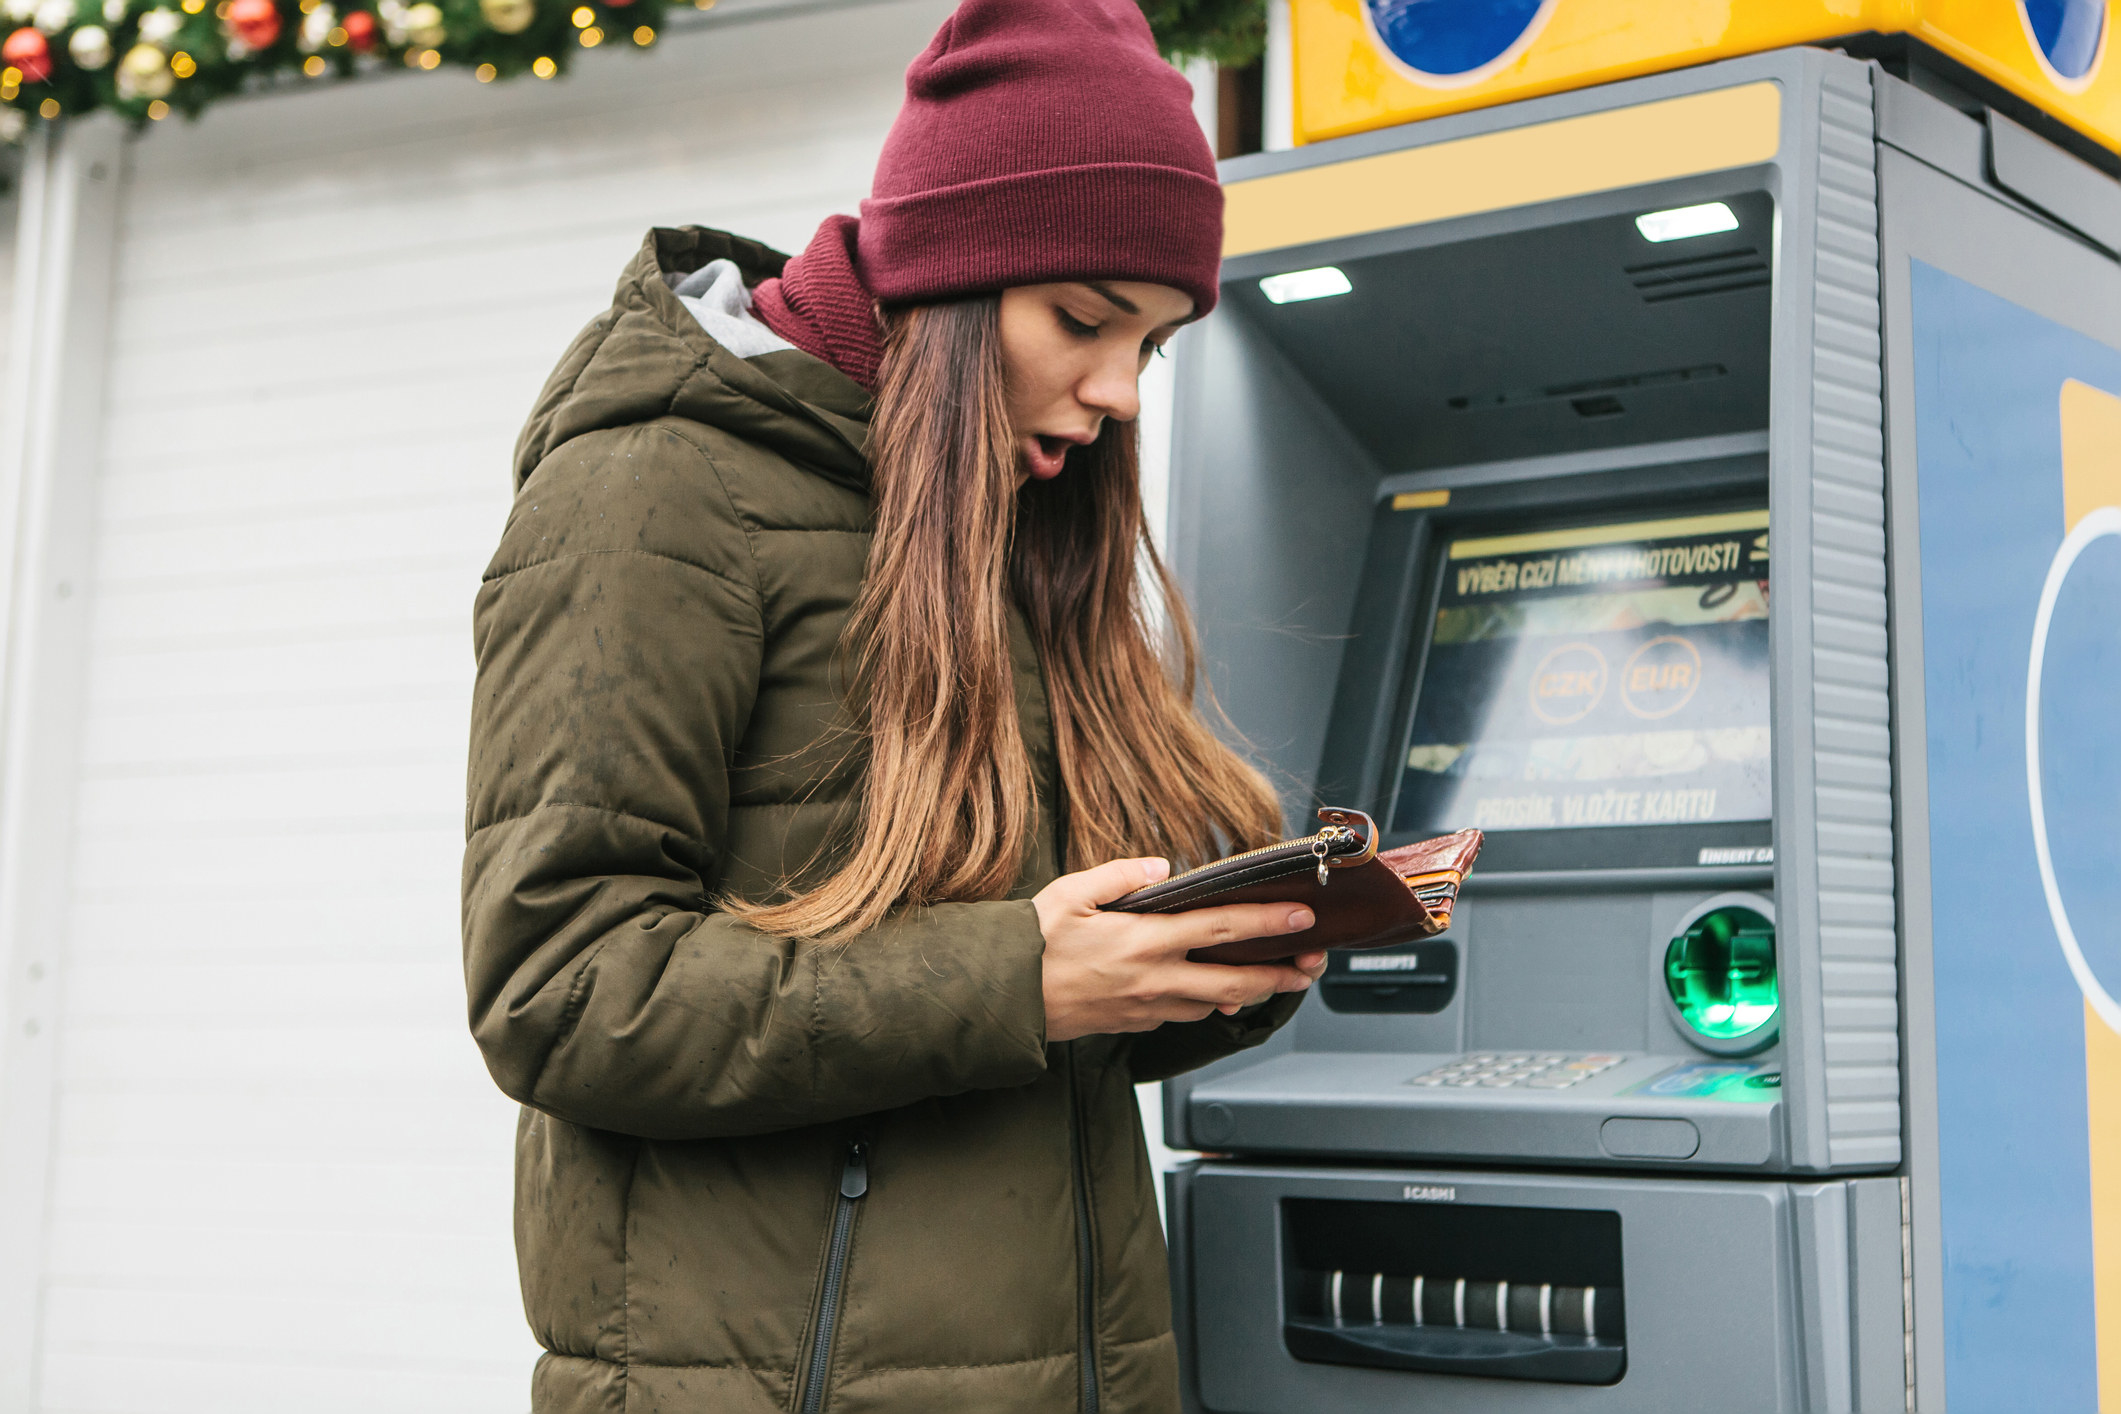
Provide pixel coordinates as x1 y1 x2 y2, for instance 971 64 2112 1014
733 296 1281 940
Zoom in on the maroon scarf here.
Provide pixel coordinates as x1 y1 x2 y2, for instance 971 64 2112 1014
751 215 886 394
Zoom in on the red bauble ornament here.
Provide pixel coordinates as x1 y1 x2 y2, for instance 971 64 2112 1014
339 7 376 50
2 26 53 82
225 0 282 49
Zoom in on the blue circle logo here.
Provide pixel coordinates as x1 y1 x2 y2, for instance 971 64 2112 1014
1364 0 1557 85
2020 0 2106 83
2027 509 2121 1030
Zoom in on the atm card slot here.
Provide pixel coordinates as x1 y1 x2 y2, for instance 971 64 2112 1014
1281 1196 1625 1384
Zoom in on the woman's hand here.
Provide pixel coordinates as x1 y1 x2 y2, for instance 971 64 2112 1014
1033 857 1328 1044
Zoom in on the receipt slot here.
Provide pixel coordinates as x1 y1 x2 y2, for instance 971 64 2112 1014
1160 36 2121 1414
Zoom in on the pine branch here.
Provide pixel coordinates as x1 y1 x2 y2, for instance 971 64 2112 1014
1137 0 1264 69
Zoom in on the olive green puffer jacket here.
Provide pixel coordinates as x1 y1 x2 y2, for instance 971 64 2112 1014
462 227 1299 1414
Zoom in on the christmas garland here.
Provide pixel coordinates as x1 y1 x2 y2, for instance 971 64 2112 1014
0 0 1262 143
1 0 679 139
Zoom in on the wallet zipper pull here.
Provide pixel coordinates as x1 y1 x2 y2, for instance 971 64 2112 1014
1313 824 1362 885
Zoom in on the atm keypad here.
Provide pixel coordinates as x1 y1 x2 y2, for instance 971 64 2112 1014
1405 1053 1623 1090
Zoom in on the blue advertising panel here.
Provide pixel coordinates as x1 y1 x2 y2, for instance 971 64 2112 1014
1910 260 2121 1409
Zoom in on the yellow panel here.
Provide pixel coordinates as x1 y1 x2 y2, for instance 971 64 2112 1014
2062 379 2121 1411
1392 489 1450 510
1225 82 1780 258
2092 1004 2121 1414
1908 3 2121 162
2062 380 2121 530
1447 508 1768 560
1297 0 2121 159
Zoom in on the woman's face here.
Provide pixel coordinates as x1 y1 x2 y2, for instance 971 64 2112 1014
997 280 1194 481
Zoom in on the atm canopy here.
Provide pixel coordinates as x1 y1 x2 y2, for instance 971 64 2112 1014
1226 192 1774 474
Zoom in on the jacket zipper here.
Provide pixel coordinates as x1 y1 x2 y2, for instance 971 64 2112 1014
798 1140 867 1414
1068 1050 1101 1414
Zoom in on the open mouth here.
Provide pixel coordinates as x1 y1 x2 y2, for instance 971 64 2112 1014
1025 434 1072 480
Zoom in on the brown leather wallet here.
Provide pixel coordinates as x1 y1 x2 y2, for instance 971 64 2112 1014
1102 808 1484 965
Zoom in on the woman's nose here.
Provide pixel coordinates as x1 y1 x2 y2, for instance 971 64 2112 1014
1079 353 1142 423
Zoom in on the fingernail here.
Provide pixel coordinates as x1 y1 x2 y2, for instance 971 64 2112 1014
1287 908 1315 931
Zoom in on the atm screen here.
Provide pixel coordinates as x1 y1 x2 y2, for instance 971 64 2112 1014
1390 508 1771 855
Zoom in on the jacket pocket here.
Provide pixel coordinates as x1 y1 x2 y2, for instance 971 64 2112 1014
796 1139 868 1414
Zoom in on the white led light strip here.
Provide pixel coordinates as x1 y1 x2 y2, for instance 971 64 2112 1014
1257 266 1353 304
1634 201 1739 243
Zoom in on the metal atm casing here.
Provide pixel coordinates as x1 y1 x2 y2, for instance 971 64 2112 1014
1160 41 2121 1414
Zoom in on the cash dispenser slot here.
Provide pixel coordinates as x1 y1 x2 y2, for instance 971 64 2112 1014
1280 1198 1626 1384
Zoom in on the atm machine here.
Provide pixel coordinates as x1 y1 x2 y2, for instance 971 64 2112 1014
1160 7 2121 1412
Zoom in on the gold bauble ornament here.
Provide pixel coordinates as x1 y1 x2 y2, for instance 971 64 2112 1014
479 0 532 35
116 40 172 98
401 0 442 44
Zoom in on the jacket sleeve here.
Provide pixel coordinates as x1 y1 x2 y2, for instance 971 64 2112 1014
1123 991 1304 1086
462 426 1050 1141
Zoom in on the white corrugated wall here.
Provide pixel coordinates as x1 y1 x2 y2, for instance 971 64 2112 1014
1 183 13 427
25 3 950 1408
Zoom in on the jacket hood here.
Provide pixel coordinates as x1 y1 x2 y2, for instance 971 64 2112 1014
512 227 873 493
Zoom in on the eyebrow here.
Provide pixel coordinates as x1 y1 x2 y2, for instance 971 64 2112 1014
1083 281 1141 316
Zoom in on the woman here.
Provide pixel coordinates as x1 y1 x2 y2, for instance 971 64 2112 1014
462 2 1324 1409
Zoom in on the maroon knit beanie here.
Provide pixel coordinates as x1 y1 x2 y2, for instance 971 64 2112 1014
862 0 1223 313
752 0 1223 391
